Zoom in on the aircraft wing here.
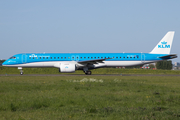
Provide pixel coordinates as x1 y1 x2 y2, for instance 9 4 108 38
78 58 111 64
159 54 177 59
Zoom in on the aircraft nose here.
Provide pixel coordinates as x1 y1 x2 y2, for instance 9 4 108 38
2 61 8 66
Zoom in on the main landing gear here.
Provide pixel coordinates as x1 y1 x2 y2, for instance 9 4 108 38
85 71 92 75
83 67 92 75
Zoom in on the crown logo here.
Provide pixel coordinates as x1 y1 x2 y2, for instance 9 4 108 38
161 41 167 44
29 54 37 57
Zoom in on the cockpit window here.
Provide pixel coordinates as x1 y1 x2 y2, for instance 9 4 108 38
9 56 16 59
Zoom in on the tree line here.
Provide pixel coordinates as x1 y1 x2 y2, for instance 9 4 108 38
125 60 173 70
156 60 172 70
0 60 5 63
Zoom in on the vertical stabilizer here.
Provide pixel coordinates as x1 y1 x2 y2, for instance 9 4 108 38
150 31 175 54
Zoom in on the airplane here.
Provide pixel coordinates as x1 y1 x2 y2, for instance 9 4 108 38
2 31 177 75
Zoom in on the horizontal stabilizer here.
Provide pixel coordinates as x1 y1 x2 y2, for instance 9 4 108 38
159 54 177 59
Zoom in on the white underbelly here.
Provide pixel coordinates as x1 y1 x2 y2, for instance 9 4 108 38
5 60 154 68
104 61 153 67
5 61 60 67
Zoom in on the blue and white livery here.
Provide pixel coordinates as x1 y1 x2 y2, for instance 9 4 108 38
3 31 177 75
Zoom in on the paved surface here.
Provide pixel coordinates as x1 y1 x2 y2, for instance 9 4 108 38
0 74 180 76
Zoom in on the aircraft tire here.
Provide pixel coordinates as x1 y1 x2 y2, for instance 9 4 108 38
87 71 91 75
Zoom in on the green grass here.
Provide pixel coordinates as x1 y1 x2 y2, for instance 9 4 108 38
1 66 180 74
0 76 180 119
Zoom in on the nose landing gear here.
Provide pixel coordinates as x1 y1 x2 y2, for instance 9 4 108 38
18 67 23 75
20 70 23 75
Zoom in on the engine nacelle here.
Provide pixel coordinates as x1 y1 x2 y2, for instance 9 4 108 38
59 63 76 73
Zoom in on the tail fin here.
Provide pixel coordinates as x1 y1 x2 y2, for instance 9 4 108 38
150 31 175 54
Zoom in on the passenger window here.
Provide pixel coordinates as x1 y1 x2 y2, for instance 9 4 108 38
29 57 31 59
98 57 99 58
36 57 38 59
65 57 66 59
47 57 48 59
84 57 86 59
116 57 118 58
91 57 93 58
81 57 82 59
40 57 41 59
33 57 34 59
58 57 59 59
43 57 45 59
51 57 52 59
101 57 103 58
61 57 63 59
88 57 89 59
54 57 56 59
95 57 96 58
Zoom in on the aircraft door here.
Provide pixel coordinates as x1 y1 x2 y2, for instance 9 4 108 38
141 53 145 63
71 55 79 61
22 54 27 63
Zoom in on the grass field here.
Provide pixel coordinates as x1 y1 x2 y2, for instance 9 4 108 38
0 76 180 120
1 66 180 75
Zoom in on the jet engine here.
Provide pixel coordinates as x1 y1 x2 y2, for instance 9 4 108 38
59 63 76 73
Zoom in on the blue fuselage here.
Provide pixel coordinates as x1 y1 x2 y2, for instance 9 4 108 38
3 53 168 66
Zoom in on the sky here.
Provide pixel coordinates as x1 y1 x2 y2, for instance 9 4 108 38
0 0 180 63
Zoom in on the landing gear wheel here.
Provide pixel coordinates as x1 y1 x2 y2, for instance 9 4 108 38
85 71 91 75
18 67 23 75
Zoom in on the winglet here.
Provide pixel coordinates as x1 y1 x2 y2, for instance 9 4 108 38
150 31 175 54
